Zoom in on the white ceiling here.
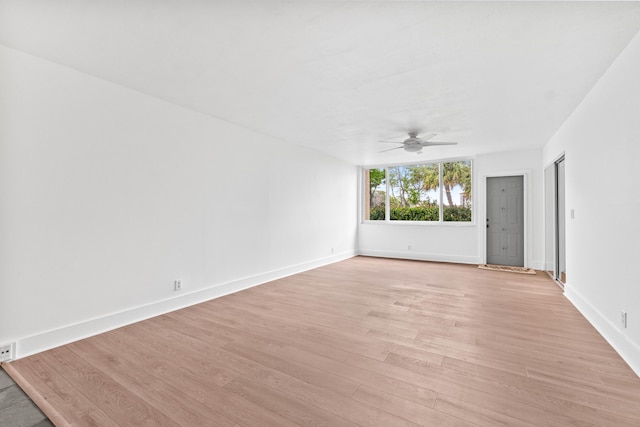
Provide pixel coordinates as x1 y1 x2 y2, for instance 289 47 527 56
2 1 640 165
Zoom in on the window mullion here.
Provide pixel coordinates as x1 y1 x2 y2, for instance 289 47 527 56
385 167 390 221
438 162 443 222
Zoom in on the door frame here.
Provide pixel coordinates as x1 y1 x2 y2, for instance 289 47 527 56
482 170 530 267
544 154 566 285
555 156 566 283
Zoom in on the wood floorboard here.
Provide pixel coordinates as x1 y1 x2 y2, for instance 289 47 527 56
5 355 119 426
351 385 473 427
434 393 538 427
223 375 358 427
5 256 640 426
71 339 238 426
46 346 180 426
95 328 297 426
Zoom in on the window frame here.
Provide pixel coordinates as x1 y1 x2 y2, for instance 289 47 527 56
362 158 474 226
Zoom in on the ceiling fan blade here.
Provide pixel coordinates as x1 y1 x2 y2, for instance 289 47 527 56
379 140 403 144
420 133 437 141
421 141 458 146
379 146 405 153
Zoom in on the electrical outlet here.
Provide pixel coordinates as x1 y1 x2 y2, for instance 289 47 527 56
621 310 627 328
174 280 182 291
0 343 16 362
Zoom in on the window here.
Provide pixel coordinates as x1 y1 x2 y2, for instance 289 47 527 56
363 160 472 223
389 163 439 221
442 160 472 222
364 168 386 221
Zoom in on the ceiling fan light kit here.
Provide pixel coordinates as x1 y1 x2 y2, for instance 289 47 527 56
404 144 423 153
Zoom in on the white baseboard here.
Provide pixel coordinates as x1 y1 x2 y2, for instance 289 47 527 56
358 250 543 271
529 259 546 271
358 249 482 265
564 283 640 377
14 250 356 360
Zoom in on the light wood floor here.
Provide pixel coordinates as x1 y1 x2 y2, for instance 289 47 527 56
5 257 640 426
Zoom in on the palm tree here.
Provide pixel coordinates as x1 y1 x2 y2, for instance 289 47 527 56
459 161 472 206
442 161 471 206
416 164 439 204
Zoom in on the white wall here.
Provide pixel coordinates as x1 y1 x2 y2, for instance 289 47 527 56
543 30 640 375
358 149 544 269
0 46 358 358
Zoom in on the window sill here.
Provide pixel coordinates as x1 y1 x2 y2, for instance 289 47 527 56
361 220 476 227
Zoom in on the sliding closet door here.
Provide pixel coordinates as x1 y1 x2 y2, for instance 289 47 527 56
556 157 566 283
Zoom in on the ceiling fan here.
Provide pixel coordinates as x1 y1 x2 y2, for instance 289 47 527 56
379 132 458 154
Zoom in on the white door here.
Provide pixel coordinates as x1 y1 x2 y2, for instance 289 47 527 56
486 176 524 266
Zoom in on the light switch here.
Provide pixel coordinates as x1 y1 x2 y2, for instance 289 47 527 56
570 209 574 219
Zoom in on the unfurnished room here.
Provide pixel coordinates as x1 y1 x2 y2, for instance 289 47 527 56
1 1 640 426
